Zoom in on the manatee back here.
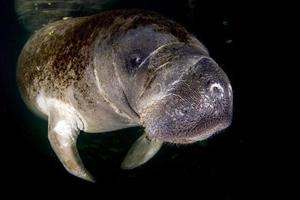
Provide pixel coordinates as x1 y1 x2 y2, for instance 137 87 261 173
16 16 99 114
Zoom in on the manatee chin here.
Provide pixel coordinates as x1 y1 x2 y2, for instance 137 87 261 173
139 56 233 144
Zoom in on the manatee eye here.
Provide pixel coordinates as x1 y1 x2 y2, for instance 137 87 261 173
126 50 146 73
129 53 143 67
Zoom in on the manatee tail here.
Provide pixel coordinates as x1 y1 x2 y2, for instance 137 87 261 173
15 0 118 32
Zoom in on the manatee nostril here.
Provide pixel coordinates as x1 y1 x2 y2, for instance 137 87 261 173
212 86 221 94
209 83 224 98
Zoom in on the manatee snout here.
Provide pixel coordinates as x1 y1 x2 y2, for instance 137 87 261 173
141 56 233 144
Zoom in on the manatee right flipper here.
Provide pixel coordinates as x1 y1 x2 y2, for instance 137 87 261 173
48 108 95 182
121 133 163 170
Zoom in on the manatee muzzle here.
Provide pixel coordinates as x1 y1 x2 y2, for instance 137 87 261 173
139 55 233 144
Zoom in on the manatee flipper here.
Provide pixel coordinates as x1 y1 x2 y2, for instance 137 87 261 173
121 133 163 170
48 109 94 182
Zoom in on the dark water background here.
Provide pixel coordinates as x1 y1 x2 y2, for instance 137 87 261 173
0 0 272 198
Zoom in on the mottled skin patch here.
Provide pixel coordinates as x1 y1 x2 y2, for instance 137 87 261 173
17 16 96 101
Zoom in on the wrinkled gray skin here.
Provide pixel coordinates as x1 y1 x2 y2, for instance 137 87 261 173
17 10 233 182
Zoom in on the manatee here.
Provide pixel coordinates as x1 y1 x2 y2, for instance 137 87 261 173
17 9 233 182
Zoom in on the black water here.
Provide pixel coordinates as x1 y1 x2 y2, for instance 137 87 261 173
1 0 270 198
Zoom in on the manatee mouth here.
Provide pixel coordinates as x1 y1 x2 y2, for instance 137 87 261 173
144 109 232 144
143 101 232 144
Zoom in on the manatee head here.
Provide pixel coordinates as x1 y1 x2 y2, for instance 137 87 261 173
95 11 233 144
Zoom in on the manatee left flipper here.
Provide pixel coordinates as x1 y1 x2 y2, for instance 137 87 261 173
121 133 163 170
48 108 95 182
